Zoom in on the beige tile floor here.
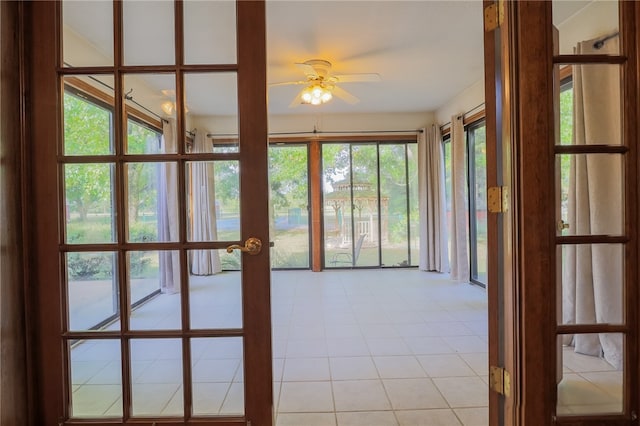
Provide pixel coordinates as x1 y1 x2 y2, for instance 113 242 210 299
69 269 621 424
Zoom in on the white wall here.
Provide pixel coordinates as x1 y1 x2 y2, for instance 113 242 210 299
555 1 618 55
431 0 618 129
435 79 485 126
191 111 434 136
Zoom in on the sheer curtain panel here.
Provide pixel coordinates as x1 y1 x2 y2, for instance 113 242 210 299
418 125 449 272
449 116 469 281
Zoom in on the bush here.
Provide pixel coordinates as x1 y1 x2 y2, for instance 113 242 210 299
129 222 157 242
129 251 153 277
67 252 112 280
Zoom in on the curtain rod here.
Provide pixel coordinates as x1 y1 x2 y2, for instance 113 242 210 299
439 102 486 129
63 62 168 124
207 128 423 138
593 32 619 49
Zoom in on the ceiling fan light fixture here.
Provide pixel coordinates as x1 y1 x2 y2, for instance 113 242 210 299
301 83 333 105
161 101 175 115
160 101 188 116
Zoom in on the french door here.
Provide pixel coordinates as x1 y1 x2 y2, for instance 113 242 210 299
29 1 272 424
486 1 640 424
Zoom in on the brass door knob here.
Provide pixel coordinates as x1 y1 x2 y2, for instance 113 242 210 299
226 237 262 255
557 220 570 232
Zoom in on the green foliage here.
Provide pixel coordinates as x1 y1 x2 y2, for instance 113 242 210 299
128 252 153 277
66 216 113 244
322 144 351 185
127 120 160 154
64 91 162 224
129 221 157 242
127 122 161 222
64 92 111 155
559 86 573 202
471 125 487 211
269 146 308 210
67 252 113 280
214 161 240 209
64 93 114 221
127 162 158 223
65 163 113 222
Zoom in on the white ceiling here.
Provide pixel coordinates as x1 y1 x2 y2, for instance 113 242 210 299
63 1 595 118
266 1 485 115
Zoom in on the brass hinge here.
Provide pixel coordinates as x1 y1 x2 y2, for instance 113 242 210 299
487 186 508 213
490 365 511 397
484 0 504 32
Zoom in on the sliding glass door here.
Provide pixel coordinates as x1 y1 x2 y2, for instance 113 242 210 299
322 141 417 268
468 122 487 285
442 120 487 286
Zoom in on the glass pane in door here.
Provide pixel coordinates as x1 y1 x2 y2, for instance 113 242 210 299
191 337 244 416
379 144 409 267
552 1 619 56
63 77 115 156
556 153 624 237
184 0 237 65
62 1 114 67
64 163 116 244
351 145 379 267
130 338 184 417
184 73 239 153
557 333 623 415
323 144 353 267
66 251 118 331
69 339 122 418
127 250 180 331
557 243 623 326
554 64 623 146
122 0 175 65
188 254 242 329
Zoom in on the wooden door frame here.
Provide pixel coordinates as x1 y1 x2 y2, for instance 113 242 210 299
510 2 558 423
29 0 64 420
0 0 31 424
486 1 562 424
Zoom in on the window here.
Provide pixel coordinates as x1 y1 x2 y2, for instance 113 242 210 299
442 119 487 286
63 87 162 331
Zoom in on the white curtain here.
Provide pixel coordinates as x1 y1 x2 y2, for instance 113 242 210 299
158 119 180 294
562 34 622 368
418 125 449 272
449 115 469 281
189 130 222 275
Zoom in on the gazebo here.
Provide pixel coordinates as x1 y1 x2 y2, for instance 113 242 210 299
324 180 389 247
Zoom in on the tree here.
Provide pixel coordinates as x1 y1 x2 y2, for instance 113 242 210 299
126 121 160 222
268 146 308 210
63 92 112 221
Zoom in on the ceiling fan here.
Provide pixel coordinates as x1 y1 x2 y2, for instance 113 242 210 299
270 59 381 107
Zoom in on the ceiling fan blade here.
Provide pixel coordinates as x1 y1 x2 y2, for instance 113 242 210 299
333 73 381 83
332 86 360 105
295 62 319 78
269 80 308 87
288 90 304 108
